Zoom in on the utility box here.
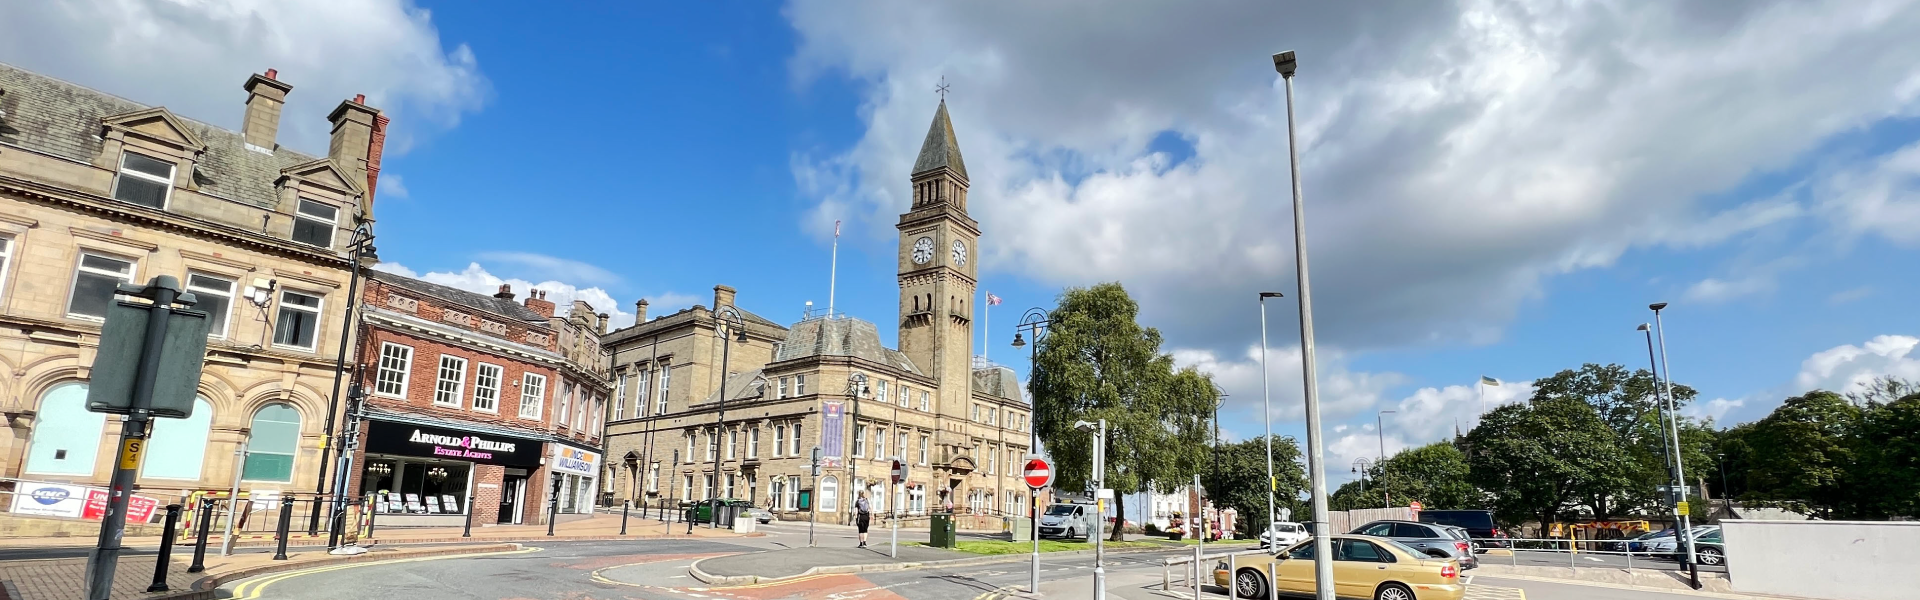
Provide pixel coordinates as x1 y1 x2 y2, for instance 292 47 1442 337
930 513 957 548
1010 516 1033 542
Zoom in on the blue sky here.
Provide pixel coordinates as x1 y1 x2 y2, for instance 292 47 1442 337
8 0 1919 483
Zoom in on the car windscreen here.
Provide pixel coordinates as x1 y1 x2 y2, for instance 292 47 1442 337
1419 511 1495 530
1045 505 1079 516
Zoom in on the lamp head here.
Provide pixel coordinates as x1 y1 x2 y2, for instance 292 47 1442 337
1011 332 1026 348
1074 420 1097 432
1259 292 1285 299
1650 302 1669 311
1272 51 1298 77
734 329 748 343
1637 323 1651 331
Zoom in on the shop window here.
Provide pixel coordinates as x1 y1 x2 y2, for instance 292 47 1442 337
361 459 472 514
820 476 838 512
241 404 301 482
142 397 213 480
24 383 105 476
68 252 135 320
374 342 412 398
472 363 502 413
433 355 467 407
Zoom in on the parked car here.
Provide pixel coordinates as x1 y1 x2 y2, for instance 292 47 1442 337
1352 520 1478 570
1218 535 1465 600
1609 530 1664 553
1644 525 1720 554
746 506 774 524
1680 530 1726 566
1417 510 1506 548
1037 503 1097 540
1260 522 1310 549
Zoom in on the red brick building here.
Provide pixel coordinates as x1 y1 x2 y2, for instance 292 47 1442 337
343 271 603 527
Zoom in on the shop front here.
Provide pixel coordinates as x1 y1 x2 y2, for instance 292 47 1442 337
359 418 545 527
548 442 601 515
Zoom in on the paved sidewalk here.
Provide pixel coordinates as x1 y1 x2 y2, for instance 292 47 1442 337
0 512 745 551
0 542 517 600
1474 564 1742 595
695 545 974 581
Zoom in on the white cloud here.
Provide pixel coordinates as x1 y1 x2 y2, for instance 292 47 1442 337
1827 286 1873 305
0 0 487 155
1172 344 1407 428
374 261 647 328
1791 334 1920 395
1683 397 1746 422
379 174 411 200
1681 275 1775 304
1814 140 1920 247
785 0 1920 351
474 252 622 286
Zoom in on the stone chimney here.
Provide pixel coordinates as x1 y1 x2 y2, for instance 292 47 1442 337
714 285 737 310
597 313 610 335
327 94 379 201
635 299 648 323
241 69 292 150
524 289 555 318
494 284 515 301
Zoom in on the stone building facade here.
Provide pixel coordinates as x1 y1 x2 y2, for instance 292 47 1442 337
345 273 607 526
600 101 1033 528
0 63 382 509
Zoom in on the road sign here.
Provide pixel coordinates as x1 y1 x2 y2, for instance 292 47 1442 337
890 458 907 484
1409 500 1423 511
1676 501 1690 514
1021 455 1053 489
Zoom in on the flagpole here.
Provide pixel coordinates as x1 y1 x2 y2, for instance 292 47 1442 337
983 292 989 362
828 220 840 318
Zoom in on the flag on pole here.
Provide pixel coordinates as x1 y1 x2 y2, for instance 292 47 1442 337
1480 376 1500 386
834 220 841 237
986 292 1002 306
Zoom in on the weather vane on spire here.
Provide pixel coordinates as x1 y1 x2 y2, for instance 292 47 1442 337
936 76 951 102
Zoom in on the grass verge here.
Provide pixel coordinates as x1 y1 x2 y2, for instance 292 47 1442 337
907 539 1168 555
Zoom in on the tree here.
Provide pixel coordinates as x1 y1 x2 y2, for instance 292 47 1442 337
1032 283 1216 541
1530 363 1712 517
1851 393 1920 518
1740 391 1860 518
1200 435 1307 537
1845 375 1920 408
1465 399 1635 526
1365 442 1479 511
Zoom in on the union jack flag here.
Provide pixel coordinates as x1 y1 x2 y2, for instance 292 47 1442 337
986 292 1002 306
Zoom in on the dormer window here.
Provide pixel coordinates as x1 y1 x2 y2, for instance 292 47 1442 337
112 151 174 209
292 199 338 248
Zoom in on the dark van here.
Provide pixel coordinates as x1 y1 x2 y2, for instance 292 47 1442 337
1418 510 1505 548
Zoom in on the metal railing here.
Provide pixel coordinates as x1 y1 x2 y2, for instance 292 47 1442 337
1165 548 1267 595
1472 536 1724 573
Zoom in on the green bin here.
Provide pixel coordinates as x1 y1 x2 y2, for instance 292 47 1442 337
929 513 957 548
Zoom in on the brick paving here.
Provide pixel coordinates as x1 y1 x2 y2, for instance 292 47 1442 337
0 511 747 550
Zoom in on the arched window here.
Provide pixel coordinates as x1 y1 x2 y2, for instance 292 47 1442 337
25 383 104 475
820 475 839 512
142 397 213 480
241 403 301 482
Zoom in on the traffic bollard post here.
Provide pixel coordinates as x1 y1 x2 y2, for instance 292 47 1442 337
187 499 213 573
620 500 630 535
272 498 294 560
366 503 379 538
307 496 324 536
462 500 474 538
146 504 183 592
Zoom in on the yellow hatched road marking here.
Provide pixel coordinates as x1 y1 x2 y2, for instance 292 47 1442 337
227 546 541 599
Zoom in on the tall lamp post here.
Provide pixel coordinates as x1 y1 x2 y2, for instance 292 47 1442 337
1649 302 1699 588
709 305 747 527
317 224 373 543
1351 457 1370 502
1257 291 1284 533
845 371 870 525
1376 409 1397 508
1010 307 1049 595
1075 419 1108 600
1273 49 1334 600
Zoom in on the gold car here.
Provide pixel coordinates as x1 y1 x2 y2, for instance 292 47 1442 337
1213 535 1465 600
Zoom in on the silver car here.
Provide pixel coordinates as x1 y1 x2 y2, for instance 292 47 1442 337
1351 519 1479 569
747 506 774 524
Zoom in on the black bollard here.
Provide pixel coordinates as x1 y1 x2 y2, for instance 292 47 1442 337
272 498 295 560
147 504 183 592
306 495 324 536
462 499 473 538
187 499 214 573
620 500 629 536
366 501 379 539
546 497 559 537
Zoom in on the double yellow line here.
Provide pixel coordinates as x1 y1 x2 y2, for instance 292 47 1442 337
226 546 542 599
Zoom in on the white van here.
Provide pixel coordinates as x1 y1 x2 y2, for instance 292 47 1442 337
1037 503 1098 540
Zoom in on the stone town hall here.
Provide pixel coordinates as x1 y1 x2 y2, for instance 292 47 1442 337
598 101 1032 527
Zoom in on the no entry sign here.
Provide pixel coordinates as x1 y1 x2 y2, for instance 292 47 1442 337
1022 455 1054 489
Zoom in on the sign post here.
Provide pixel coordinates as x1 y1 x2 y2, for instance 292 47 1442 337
81 276 210 600
889 457 906 557
1021 454 1054 594
809 446 822 547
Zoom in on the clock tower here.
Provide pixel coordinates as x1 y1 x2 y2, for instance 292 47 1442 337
898 100 978 410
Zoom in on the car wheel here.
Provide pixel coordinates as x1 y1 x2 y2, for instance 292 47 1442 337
1235 568 1268 599
1697 547 1724 566
1375 583 1415 600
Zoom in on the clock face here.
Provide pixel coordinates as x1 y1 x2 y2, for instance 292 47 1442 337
912 237 935 265
951 240 968 266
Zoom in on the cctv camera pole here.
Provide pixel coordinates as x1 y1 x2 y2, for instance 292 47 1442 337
1275 49 1335 600
84 278 190 600
315 225 372 538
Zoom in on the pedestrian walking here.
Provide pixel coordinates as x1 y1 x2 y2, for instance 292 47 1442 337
855 491 872 548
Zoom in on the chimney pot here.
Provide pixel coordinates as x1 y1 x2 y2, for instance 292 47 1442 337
635 299 649 323
523 288 555 318
714 285 737 310
494 284 515 300
264 68 278 79
354 93 366 104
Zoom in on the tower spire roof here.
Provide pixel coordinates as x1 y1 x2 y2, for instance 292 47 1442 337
911 100 968 180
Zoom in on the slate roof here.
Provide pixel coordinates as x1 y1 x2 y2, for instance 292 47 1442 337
775 317 924 376
971 364 1026 405
696 369 771 404
601 303 788 346
911 100 968 180
370 269 550 324
0 61 321 209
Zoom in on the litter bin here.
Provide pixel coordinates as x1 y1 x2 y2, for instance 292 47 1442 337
714 501 736 528
929 513 957 548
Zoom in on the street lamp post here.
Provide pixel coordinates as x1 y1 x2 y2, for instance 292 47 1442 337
1075 419 1108 600
316 225 374 541
1376 410 1396 507
1351 457 1370 501
1257 292 1284 534
1650 303 1700 588
710 305 748 527
1011 307 1050 596
1273 49 1334 600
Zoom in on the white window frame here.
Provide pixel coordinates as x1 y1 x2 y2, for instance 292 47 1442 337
785 475 800 510
748 426 759 459
919 435 930 465
726 428 738 460
655 366 671 415
557 383 572 429
0 236 12 302
794 374 806 395
987 444 997 475
773 424 786 457
472 363 503 413
686 434 696 463
778 377 788 399
112 150 175 209
518 373 547 420
791 424 802 455
291 198 339 248
919 391 929 411
67 251 136 321
271 289 324 352
853 423 866 458
613 375 627 420
433 354 467 407
876 380 889 404
647 462 660 493
820 476 839 512
899 385 910 407
898 432 909 461
705 429 717 462
374 342 413 398
636 369 652 416
910 486 926 514
184 272 235 339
